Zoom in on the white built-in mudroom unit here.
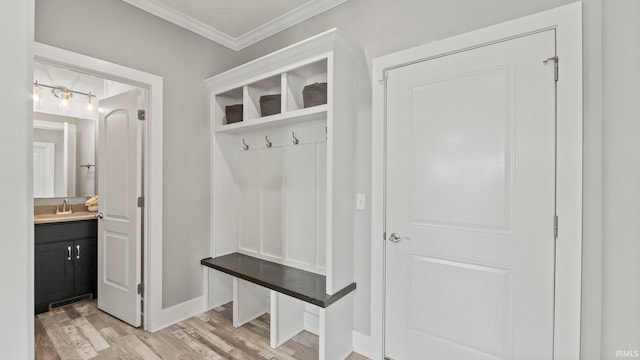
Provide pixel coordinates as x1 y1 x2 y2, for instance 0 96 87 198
201 30 366 360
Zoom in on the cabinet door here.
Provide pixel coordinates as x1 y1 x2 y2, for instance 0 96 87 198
34 241 74 313
73 237 97 298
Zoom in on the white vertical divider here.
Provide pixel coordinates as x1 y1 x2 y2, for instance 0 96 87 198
207 270 233 309
270 291 306 348
261 147 283 258
326 50 356 295
281 73 289 113
232 278 269 328
213 134 239 256
316 141 327 269
284 72 306 111
238 149 261 253
284 143 317 266
319 293 354 360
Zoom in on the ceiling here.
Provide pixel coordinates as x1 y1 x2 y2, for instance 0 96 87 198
122 0 349 51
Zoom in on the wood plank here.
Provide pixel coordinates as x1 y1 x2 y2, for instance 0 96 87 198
34 317 60 360
73 316 110 352
35 300 371 360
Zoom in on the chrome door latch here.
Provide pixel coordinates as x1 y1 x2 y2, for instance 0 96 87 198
388 233 411 243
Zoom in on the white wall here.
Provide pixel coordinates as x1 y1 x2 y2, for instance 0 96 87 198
0 0 34 359
34 0 243 308
602 0 640 358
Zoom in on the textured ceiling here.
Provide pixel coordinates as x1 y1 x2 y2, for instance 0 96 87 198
154 0 313 38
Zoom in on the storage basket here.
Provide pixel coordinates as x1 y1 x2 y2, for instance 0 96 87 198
302 82 327 108
225 104 243 124
259 94 281 117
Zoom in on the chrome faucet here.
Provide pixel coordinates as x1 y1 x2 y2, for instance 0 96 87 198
56 198 72 215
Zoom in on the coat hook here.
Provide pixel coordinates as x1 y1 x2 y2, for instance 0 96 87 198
242 139 249 151
292 132 299 145
265 135 272 148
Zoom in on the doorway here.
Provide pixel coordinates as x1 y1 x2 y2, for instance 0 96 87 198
370 3 582 360
33 42 165 331
384 30 556 359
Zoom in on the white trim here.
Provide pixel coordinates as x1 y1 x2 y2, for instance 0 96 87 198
33 119 64 131
33 42 165 332
121 0 349 51
369 3 583 360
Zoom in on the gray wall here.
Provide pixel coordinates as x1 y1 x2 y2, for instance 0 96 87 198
0 0 34 358
602 0 640 357
230 0 624 358
34 0 243 308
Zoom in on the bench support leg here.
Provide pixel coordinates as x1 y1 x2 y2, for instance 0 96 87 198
232 278 269 328
319 292 354 360
270 291 305 348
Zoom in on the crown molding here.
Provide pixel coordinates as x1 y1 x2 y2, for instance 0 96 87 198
122 0 350 51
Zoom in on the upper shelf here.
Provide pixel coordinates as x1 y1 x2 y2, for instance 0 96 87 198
214 104 327 134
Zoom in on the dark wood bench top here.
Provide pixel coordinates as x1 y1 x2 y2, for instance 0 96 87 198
201 253 356 308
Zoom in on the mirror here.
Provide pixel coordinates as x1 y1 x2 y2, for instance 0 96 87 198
33 112 96 198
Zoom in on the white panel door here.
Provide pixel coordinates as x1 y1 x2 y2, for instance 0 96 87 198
98 90 142 327
385 31 557 359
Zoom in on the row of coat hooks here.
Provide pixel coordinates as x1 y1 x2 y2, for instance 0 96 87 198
241 127 327 151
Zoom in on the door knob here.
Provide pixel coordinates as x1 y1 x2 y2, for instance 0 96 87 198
97 212 103 219
389 232 410 243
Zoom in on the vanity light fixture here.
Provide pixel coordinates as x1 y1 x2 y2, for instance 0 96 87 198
33 81 96 112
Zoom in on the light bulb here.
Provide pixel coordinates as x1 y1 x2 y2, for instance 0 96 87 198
33 83 41 105
86 95 95 113
59 90 71 110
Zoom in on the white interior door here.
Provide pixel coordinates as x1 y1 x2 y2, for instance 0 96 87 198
97 90 142 327
385 30 557 359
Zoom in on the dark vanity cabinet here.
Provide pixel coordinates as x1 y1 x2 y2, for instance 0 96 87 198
35 220 97 314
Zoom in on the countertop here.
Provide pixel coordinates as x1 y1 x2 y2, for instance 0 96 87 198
34 204 98 224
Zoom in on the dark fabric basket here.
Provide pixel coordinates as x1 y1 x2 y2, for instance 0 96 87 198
225 104 243 124
259 94 281 117
302 82 327 108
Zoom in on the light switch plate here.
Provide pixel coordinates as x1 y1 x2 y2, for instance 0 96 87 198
356 193 366 210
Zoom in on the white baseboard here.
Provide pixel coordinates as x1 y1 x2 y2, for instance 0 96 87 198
353 330 381 360
147 296 205 332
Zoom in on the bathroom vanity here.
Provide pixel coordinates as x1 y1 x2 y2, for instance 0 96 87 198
34 216 97 314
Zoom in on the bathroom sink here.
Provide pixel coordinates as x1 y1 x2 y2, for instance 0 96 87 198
34 211 98 224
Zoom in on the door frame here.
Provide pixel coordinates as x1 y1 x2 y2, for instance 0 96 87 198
33 42 163 331
367 3 582 359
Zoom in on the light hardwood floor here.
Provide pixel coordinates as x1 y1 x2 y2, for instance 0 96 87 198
35 300 369 360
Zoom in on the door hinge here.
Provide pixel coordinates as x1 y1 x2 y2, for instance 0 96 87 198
137 196 144 208
554 214 559 239
383 231 387 241
137 283 144 296
137 109 146 121
543 56 559 81
384 356 395 360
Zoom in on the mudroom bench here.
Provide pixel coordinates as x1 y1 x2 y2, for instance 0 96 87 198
201 253 356 359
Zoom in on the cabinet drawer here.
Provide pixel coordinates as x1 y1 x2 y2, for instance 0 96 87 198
35 220 97 245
